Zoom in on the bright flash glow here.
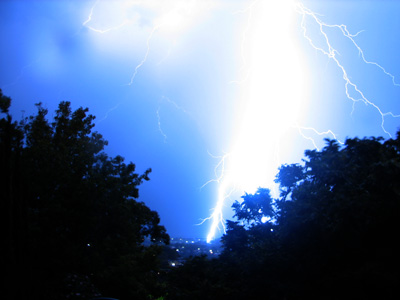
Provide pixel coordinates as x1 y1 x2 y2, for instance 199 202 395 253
82 0 201 87
205 0 400 243
77 0 398 243
206 0 307 243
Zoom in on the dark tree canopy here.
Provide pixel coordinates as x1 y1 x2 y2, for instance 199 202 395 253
166 130 400 300
231 187 274 226
1 90 169 300
4 88 400 300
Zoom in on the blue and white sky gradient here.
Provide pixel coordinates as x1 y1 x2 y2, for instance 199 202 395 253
1 0 399 240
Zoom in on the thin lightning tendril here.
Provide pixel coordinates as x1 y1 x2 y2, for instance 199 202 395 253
294 123 344 151
83 0 129 34
82 0 157 86
126 26 159 86
156 106 168 143
296 3 400 137
156 96 191 143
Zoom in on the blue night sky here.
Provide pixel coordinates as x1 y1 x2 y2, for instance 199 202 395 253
1 0 399 240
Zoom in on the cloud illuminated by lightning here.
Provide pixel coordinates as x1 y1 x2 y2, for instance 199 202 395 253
82 0 203 133
83 0 199 87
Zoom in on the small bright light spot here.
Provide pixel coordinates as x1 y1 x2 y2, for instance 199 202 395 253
261 216 269 223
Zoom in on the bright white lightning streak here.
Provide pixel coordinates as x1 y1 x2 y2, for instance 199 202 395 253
207 0 306 243
206 0 399 243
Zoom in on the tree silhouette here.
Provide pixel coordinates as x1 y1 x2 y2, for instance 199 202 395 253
166 131 400 300
222 134 400 299
1 90 26 300
1 91 169 300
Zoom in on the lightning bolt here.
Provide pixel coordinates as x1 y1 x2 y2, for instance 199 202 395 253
205 0 399 242
296 2 400 137
79 0 398 243
82 0 98 27
96 103 121 124
198 151 235 239
294 124 344 151
126 25 159 86
83 0 130 34
82 0 153 86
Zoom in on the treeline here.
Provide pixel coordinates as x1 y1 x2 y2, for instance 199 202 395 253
165 127 400 299
1 90 169 300
2 90 400 299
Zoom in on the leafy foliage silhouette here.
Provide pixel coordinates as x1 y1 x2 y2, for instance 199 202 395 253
3 89 400 299
166 130 400 300
1 90 169 300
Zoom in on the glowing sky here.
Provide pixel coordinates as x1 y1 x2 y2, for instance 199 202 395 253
1 0 399 239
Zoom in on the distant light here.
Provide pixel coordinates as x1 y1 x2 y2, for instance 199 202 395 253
261 216 270 223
